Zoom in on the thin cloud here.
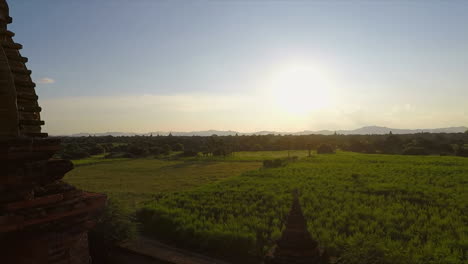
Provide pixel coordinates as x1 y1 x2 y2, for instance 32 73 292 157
37 77 55 84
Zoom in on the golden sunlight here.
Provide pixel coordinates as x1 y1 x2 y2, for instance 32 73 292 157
270 64 332 115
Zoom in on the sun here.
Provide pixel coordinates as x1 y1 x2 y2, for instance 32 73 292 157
270 65 332 115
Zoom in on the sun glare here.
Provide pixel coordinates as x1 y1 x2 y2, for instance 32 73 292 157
270 65 332 115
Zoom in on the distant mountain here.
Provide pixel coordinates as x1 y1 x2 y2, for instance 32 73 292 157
293 130 335 135
334 126 468 135
64 126 467 137
68 132 139 137
168 130 240 136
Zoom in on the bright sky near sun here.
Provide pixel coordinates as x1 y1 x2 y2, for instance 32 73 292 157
9 0 468 134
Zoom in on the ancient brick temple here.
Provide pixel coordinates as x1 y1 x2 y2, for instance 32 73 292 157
0 1 106 263
265 192 329 264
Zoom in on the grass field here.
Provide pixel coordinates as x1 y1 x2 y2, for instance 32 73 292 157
187 150 311 162
65 157 262 210
65 151 468 263
136 152 468 264
71 154 130 166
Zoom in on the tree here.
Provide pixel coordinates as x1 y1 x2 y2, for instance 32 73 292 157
382 134 402 154
61 143 90 159
348 140 367 153
317 143 335 154
173 143 184 152
253 144 263 151
402 146 428 155
89 144 105 155
127 144 148 156
180 149 198 157
162 144 172 155
149 146 163 156
306 143 312 157
456 144 468 157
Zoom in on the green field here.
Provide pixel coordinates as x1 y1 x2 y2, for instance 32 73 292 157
65 151 467 263
187 150 311 161
71 154 130 166
65 157 262 210
135 152 467 264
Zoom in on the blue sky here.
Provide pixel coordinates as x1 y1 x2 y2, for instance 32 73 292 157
9 0 468 134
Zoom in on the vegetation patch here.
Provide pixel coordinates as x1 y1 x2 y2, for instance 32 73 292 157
137 153 467 264
65 159 261 210
89 199 137 262
263 156 298 168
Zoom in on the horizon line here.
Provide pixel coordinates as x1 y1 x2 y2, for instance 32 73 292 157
49 125 468 136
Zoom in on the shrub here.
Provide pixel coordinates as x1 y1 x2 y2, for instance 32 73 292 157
62 150 90 160
162 144 172 155
90 200 137 245
456 146 468 157
61 144 90 159
213 147 232 157
317 143 335 154
149 146 163 156
253 144 263 151
347 140 376 154
105 152 135 159
338 236 395 264
101 143 114 152
263 157 294 168
127 144 148 157
89 200 137 261
179 150 199 157
402 146 428 155
135 206 255 259
89 144 106 155
173 143 184 152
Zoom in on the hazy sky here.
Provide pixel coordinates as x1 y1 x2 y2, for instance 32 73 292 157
9 0 468 134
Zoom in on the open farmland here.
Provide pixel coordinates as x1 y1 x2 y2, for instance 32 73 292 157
65 158 262 210
136 152 468 264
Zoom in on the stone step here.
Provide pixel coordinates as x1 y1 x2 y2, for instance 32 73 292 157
24 132 48 138
18 106 42 112
16 92 38 101
13 79 36 88
0 30 14 37
11 67 32 75
6 55 28 63
19 119 45 126
2 42 22 50
0 16 13 24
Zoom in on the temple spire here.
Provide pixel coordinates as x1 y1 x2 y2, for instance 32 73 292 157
1 1 106 263
0 0 18 138
265 190 329 264
0 0 45 138
0 0 11 27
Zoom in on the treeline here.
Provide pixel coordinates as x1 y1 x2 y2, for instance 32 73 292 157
55 131 468 160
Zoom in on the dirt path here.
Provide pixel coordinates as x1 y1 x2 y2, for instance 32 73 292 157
117 236 232 264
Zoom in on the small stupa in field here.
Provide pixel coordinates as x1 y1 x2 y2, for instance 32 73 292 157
0 0 106 263
264 191 329 264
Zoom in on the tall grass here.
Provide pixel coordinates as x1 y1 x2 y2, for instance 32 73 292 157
138 153 468 263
